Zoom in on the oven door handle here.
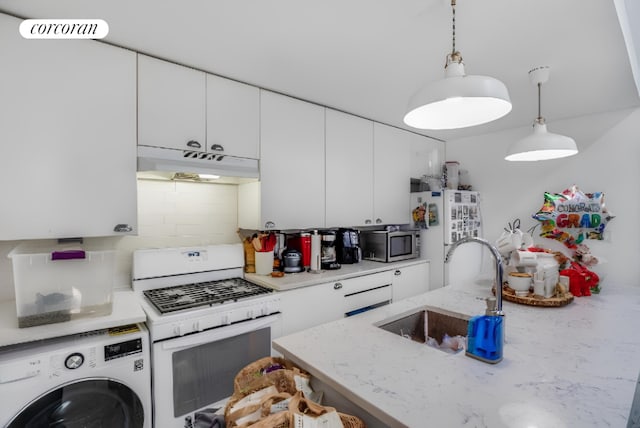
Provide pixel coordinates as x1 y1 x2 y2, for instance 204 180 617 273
160 314 280 351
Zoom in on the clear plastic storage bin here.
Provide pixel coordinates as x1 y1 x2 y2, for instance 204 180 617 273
9 243 115 328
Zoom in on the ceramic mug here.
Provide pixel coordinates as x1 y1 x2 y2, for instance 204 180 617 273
521 232 534 250
508 272 532 296
497 229 523 254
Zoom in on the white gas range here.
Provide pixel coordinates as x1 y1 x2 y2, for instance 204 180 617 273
132 243 281 428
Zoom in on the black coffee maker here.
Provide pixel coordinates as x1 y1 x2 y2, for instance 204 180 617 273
336 228 361 264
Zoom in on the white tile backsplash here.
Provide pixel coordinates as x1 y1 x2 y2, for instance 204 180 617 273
0 179 241 302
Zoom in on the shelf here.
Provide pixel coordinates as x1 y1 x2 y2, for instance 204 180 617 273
0 290 146 348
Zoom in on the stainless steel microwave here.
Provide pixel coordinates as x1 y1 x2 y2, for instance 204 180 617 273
360 230 418 262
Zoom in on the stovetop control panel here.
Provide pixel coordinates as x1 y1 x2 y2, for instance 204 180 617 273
146 295 281 342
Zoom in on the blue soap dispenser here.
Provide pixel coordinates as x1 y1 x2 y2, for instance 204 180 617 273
466 297 504 364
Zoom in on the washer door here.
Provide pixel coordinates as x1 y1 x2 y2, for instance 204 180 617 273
7 378 144 428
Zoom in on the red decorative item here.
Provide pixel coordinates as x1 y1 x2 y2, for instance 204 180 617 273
560 262 599 297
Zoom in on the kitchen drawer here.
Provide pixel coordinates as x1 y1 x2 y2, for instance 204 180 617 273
336 271 393 296
344 285 392 315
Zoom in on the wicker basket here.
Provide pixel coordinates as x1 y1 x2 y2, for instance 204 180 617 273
230 391 365 428
234 356 301 393
227 358 366 428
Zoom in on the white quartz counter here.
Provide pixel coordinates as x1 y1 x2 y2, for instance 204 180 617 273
273 282 640 427
246 259 428 291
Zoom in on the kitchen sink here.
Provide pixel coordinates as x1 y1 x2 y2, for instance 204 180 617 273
377 306 470 345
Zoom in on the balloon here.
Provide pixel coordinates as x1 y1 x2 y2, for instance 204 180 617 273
532 185 614 249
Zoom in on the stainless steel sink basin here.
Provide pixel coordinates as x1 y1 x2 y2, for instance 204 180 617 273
377 306 470 345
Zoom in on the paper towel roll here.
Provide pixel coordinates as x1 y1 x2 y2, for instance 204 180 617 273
310 230 321 272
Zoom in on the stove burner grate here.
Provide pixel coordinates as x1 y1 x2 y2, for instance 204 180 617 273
143 278 272 314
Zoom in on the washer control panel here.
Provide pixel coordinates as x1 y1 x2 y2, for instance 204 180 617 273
64 353 84 369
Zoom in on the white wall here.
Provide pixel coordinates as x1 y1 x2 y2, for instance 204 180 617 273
445 107 640 287
0 179 241 301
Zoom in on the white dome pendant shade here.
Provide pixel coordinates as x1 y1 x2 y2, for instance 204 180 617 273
403 0 512 130
505 66 578 162
505 121 578 161
404 58 512 130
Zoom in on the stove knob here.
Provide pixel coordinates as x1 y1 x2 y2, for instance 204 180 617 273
247 309 254 319
221 314 230 325
193 321 202 332
173 324 182 336
261 306 269 316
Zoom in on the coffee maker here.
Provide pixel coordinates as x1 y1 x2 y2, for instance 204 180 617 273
320 230 341 270
336 228 361 264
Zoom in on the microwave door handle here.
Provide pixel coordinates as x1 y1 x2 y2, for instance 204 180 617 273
161 314 280 351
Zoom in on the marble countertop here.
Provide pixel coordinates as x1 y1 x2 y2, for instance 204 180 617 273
273 281 640 427
0 290 147 348
246 258 428 291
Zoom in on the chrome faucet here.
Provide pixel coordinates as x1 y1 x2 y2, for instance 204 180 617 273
444 237 505 316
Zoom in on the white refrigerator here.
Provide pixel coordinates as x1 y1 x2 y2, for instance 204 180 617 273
411 189 484 289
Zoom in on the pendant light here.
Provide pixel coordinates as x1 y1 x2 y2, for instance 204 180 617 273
505 66 578 161
403 0 512 130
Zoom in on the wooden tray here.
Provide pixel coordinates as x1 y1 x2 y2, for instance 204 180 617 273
495 285 574 307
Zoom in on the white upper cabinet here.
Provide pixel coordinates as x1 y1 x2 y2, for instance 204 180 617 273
244 90 325 230
0 13 137 240
206 75 259 159
325 109 374 227
326 118 412 228
137 54 206 151
373 123 411 225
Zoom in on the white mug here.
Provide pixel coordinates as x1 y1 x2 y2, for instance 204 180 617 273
521 232 534 250
497 229 523 254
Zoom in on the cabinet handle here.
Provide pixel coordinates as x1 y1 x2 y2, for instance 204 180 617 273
211 144 224 152
264 221 276 229
375 218 382 224
186 140 201 149
394 270 402 276
365 219 372 225
333 282 342 290
113 224 133 233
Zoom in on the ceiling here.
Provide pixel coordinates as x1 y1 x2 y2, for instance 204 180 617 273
1 0 639 142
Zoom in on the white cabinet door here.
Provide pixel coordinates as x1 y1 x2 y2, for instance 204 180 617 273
276 271 393 338
325 109 374 228
0 13 137 240
258 90 325 230
410 134 445 183
373 123 411 225
206 74 259 159
138 54 206 151
391 263 430 302
277 281 344 338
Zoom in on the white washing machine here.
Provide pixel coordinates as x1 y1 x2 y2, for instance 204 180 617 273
0 323 152 428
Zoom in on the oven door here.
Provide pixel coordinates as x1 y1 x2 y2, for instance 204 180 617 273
151 314 280 428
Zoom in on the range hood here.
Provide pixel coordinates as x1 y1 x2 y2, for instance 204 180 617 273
137 145 259 184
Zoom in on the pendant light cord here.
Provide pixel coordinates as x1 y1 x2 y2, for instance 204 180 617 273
536 82 545 124
447 0 462 65
452 0 456 55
